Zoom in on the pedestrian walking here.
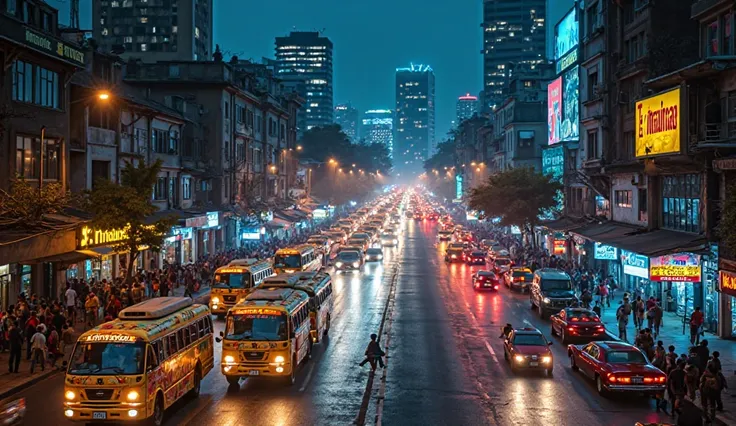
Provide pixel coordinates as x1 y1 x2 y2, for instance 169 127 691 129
616 304 629 342
665 345 678 376
359 333 385 370
649 301 663 338
23 312 38 360
684 358 700 401
29 326 46 373
699 363 720 424
668 360 687 417
64 284 78 325
689 307 704 345
634 296 646 332
7 321 22 373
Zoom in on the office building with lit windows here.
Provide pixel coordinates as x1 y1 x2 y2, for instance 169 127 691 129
362 110 394 156
481 0 546 111
275 32 334 135
456 94 479 124
395 64 435 177
335 103 359 142
93 0 213 62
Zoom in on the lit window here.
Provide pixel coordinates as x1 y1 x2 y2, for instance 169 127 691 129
172 26 178 33
140 17 148 23
141 43 148 51
195 27 200 39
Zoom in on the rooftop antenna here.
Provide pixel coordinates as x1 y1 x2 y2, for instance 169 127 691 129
70 0 80 29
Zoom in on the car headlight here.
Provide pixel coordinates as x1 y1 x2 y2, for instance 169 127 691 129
211 296 220 304
378 255 383 259
126 390 140 402
393 239 398 244
336 262 343 267
274 355 285 363
542 297 551 304
353 262 360 268
542 356 552 364
514 355 525 363
65 390 76 401
224 355 235 364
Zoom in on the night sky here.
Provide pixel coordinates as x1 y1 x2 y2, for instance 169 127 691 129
49 0 482 141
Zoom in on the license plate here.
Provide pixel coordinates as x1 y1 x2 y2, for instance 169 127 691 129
529 362 539 367
93 412 107 420
632 377 643 384
248 370 260 376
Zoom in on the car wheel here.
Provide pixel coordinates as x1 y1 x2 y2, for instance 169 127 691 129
284 356 297 386
596 376 608 396
190 365 202 398
546 368 553 376
148 393 164 426
569 354 578 371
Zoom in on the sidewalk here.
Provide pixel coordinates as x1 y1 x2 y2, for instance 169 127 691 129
0 286 211 402
598 302 736 425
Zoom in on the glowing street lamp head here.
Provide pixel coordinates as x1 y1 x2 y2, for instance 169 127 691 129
329 158 337 165
98 91 111 101
296 145 303 151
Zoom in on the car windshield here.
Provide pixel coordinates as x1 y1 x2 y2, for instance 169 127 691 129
471 252 485 257
513 334 547 346
381 234 395 239
448 249 463 255
541 279 573 291
478 272 497 279
214 272 252 289
274 254 301 268
226 313 287 341
605 350 647 364
495 258 511 265
338 251 360 261
367 249 382 255
68 342 145 375
512 271 533 280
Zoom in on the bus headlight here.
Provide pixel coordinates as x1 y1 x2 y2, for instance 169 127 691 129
126 390 140 402
64 409 74 418
65 390 76 401
274 355 285 363
128 409 138 418
224 355 236 364
211 296 220 305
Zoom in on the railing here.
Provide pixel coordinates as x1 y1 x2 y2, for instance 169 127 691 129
702 123 721 142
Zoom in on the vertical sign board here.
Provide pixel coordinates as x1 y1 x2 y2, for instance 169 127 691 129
547 77 563 145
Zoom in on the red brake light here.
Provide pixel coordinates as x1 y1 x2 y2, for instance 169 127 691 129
493 285 499 290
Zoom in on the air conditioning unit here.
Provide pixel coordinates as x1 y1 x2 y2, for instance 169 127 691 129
631 173 645 186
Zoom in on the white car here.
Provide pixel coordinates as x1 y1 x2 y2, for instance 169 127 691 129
365 248 384 262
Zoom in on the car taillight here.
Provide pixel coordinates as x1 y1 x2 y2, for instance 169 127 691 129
493 285 499 290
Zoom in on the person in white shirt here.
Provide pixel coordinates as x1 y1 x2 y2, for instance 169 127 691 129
65 285 78 324
29 326 46 373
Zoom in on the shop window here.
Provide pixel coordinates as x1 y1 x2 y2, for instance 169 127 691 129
153 176 166 200
661 174 701 233
15 135 59 180
182 177 191 200
707 20 719 57
615 190 632 208
587 130 598 159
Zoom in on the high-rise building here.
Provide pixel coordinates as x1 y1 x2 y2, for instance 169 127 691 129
395 64 435 177
482 0 546 111
275 32 334 136
334 103 359 142
362 110 394 156
456 94 479 124
93 0 213 62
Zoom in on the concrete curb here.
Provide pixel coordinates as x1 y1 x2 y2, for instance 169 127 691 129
0 369 61 402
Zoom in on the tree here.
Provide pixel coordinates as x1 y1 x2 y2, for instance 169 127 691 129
0 178 72 229
300 125 392 174
719 184 736 258
85 160 176 283
423 140 456 173
468 167 562 248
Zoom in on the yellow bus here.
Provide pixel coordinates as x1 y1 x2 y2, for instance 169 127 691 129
262 271 334 343
220 288 312 386
64 297 214 426
273 244 321 274
210 259 274 315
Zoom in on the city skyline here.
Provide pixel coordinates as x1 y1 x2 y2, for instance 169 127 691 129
46 0 481 142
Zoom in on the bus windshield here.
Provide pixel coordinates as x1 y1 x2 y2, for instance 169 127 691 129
68 342 146 375
226 313 287 341
274 254 302 269
214 272 252 288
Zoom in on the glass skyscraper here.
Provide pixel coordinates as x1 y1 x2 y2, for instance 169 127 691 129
394 64 435 177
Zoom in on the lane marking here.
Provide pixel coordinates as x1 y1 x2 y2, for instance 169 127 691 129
484 339 500 364
299 362 316 392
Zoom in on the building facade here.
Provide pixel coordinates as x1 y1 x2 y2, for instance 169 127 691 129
362 109 394 156
274 32 333 135
334 103 358 142
394 64 436 177
481 0 546 111
456 94 479 124
93 0 213 62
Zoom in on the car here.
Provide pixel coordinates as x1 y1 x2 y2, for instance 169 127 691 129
466 250 487 265
447 242 464 250
427 213 439 221
568 341 667 397
380 233 399 247
503 328 553 375
405 211 414 218
472 270 501 291
529 269 578 319
365 248 384 262
493 257 514 274
506 267 533 291
437 230 453 241
445 248 465 263
550 308 606 344
334 250 364 272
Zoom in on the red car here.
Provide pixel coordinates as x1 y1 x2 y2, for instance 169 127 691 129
503 328 554 375
568 341 666 396
427 213 439 221
466 250 487 266
550 308 606 344
472 270 500 291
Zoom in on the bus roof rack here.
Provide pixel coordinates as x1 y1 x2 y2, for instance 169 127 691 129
247 288 296 301
228 258 260 266
119 297 193 320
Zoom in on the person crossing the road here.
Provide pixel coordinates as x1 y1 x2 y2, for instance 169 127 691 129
359 333 385 370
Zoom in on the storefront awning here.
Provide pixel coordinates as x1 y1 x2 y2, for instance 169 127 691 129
75 247 116 258
265 218 292 229
599 229 707 257
539 216 587 232
571 221 644 242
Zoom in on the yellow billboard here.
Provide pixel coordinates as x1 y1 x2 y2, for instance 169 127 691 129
635 87 681 158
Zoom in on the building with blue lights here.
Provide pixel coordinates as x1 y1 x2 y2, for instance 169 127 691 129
335 103 359 142
394 64 435 177
275 32 333 136
362 109 394 157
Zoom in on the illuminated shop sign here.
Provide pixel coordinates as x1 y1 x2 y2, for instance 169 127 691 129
24 28 85 65
650 252 701 282
719 270 736 298
547 77 562 145
621 250 649 279
594 243 617 260
635 87 681 158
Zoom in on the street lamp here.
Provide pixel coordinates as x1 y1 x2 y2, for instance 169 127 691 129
98 91 111 101
296 145 303 151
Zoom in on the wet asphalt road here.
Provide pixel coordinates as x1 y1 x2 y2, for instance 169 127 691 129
19 219 673 425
